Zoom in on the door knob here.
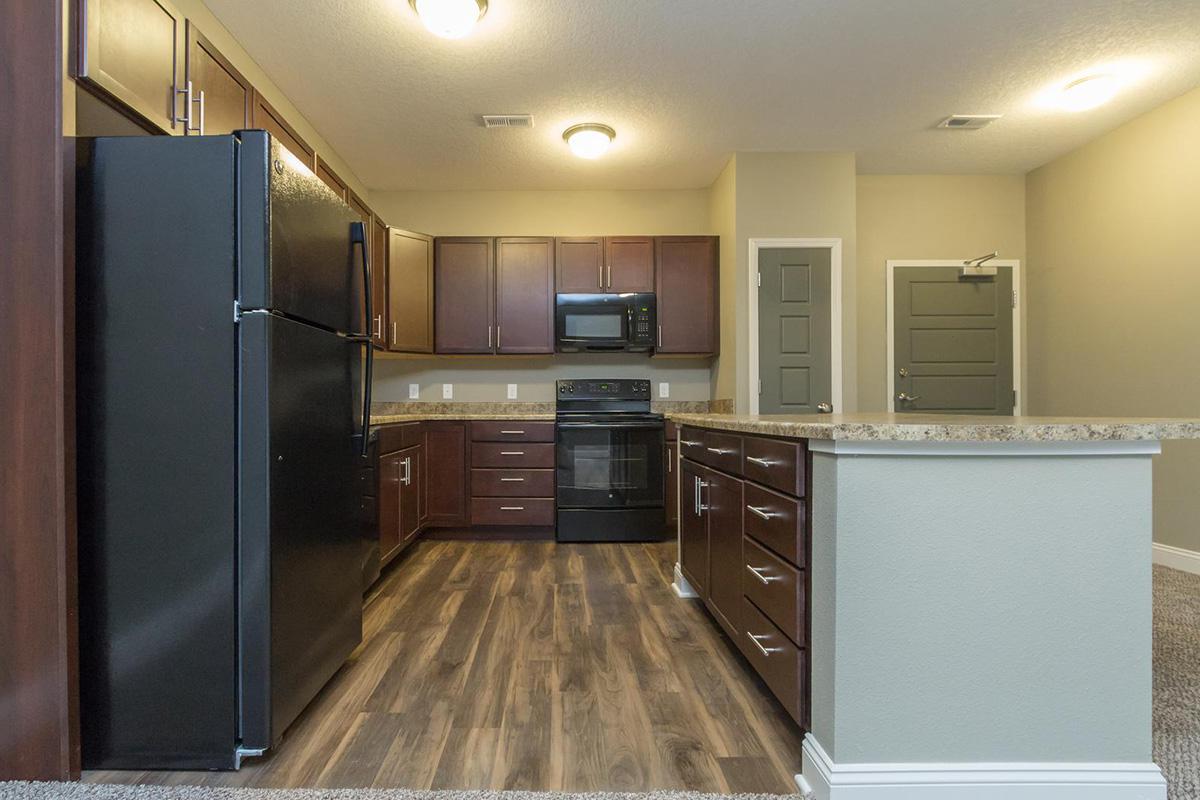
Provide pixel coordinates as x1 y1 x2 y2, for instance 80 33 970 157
897 393 921 403
816 402 832 413
898 367 909 377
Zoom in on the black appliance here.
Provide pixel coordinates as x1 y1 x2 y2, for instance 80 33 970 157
556 379 666 541
75 131 371 770
555 292 656 352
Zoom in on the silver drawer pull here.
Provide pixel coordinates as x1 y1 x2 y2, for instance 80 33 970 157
706 447 734 455
746 456 774 468
500 506 525 511
500 430 525 435
747 505 775 521
499 477 525 482
746 564 780 584
747 631 783 657
681 439 703 447
500 451 525 455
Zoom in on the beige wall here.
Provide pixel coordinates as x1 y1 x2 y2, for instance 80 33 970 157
1027 86 1200 551
708 157 738 403
855 175 1027 411
367 189 715 402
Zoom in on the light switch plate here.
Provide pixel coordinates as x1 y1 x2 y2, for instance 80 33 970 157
408 383 419 400
507 383 518 400
442 383 453 400
659 382 670 399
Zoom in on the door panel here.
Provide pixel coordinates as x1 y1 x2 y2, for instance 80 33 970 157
605 236 655 292
425 422 468 526
759 247 832 414
435 238 494 353
679 461 708 596
656 236 717 354
496 237 554 353
184 22 250 136
893 266 1014 415
706 473 743 636
389 229 434 352
399 446 421 544
555 237 604 292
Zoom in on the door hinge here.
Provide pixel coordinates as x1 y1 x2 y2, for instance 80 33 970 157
1013 389 1018 408
757 272 762 288
757 379 762 395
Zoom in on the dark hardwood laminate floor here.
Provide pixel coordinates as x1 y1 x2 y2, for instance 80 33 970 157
84 540 804 793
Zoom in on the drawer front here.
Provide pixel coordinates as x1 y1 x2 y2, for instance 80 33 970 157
376 422 420 453
470 497 555 526
471 468 555 498
743 435 804 496
743 536 804 645
696 429 743 474
471 442 555 469
470 421 555 443
679 426 708 463
743 482 805 567
742 598 804 724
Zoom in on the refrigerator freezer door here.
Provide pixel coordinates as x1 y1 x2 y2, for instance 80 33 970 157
238 131 363 334
238 313 364 749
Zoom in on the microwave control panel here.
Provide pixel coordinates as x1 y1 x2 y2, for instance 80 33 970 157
631 304 655 346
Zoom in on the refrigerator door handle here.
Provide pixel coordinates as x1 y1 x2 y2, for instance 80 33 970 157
350 222 373 456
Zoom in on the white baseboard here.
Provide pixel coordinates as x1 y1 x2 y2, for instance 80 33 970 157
1153 542 1200 575
802 735 1165 800
672 563 698 598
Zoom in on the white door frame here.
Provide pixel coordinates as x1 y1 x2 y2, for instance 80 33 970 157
748 238 844 416
885 259 1023 414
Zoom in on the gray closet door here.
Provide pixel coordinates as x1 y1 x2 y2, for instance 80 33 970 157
759 248 832 414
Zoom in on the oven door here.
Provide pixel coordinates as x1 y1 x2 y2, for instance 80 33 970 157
556 421 665 508
555 295 631 351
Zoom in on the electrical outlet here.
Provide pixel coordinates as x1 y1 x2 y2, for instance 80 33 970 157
442 383 453 400
408 383 419 400
658 382 670 399
507 383 518 400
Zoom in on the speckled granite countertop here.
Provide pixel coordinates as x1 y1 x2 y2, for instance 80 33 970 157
370 400 713 428
370 412 556 425
666 412 1200 442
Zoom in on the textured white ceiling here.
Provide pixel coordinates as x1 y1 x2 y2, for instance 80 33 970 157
202 0 1200 190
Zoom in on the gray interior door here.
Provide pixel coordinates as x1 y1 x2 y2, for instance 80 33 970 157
892 266 1014 415
759 247 833 414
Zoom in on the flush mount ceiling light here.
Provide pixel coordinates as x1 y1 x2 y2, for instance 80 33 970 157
563 123 616 159
1055 73 1120 112
408 0 487 39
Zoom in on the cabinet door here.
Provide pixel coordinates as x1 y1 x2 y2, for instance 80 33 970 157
314 156 347 201
605 236 655 292
378 452 402 561
387 229 434 353
496 237 554 354
555 237 604 293
425 422 468 526
435 238 494 353
399 446 421 544
656 236 718 354
665 442 678 528
183 22 250 136
705 472 744 637
77 0 186 134
370 215 388 348
679 461 708 596
251 91 315 170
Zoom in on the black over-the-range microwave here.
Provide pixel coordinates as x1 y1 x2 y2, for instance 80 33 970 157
555 293 657 352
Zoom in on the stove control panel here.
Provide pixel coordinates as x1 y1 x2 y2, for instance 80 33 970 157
557 379 651 401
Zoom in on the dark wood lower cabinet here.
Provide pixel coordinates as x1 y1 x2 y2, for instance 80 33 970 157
704 470 743 638
679 460 708 596
378 451 402 561
665 441 678 528
424 422 468 527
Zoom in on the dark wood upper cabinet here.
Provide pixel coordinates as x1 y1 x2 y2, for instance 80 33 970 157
250 91 315 170
605 236 655 292
389 229 435 353
496 237 554 354
656 236 719 355
435 237 494 354
555 237 604 293
183 22 250 136
77 0 186 135
314 156 347 201
370 215 389 349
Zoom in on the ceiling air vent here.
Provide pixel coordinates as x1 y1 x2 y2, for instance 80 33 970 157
481 114 534 129
937 114 1001 130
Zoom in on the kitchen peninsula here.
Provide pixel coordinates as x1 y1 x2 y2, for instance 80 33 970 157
668 412 1200 800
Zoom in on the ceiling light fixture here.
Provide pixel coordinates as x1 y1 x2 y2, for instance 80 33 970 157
563 123 616 159
1055 73 1120 112
409 0 487 39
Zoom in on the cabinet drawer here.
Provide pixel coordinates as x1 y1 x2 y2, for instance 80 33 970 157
470 421 555 443
679 426 708 462
697 429 743 474
376 422 422 453
471 442 555 468
743 436 805 496
470 497 555 526
743 537 804 645
743 482 805 567
471 468 555 498
742 598 805 724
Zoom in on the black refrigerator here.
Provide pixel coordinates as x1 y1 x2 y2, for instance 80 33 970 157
76 131 372 770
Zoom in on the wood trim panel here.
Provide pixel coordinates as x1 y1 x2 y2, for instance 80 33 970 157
183 21 251 136
250 90 315 169
314 155 347 201
1 0 79 779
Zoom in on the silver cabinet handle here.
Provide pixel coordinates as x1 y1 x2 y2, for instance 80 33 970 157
747 505 775 521
196 89 205 135
488 325 493 348
500 451 524 456
500 430 525 435
500 506 525 511
657 324 662 348
499 476 525 482
706 447 733 455
496 324 501 349
667 454 672 473
175 80 201 132
746 456 774 468
747 631 783 657
681 439 703 447
374 315 383 338
606 264 611 289
697 479 709 513
599 263 604 290
693 476 701 515
746 564 780 584
392 321 398 345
